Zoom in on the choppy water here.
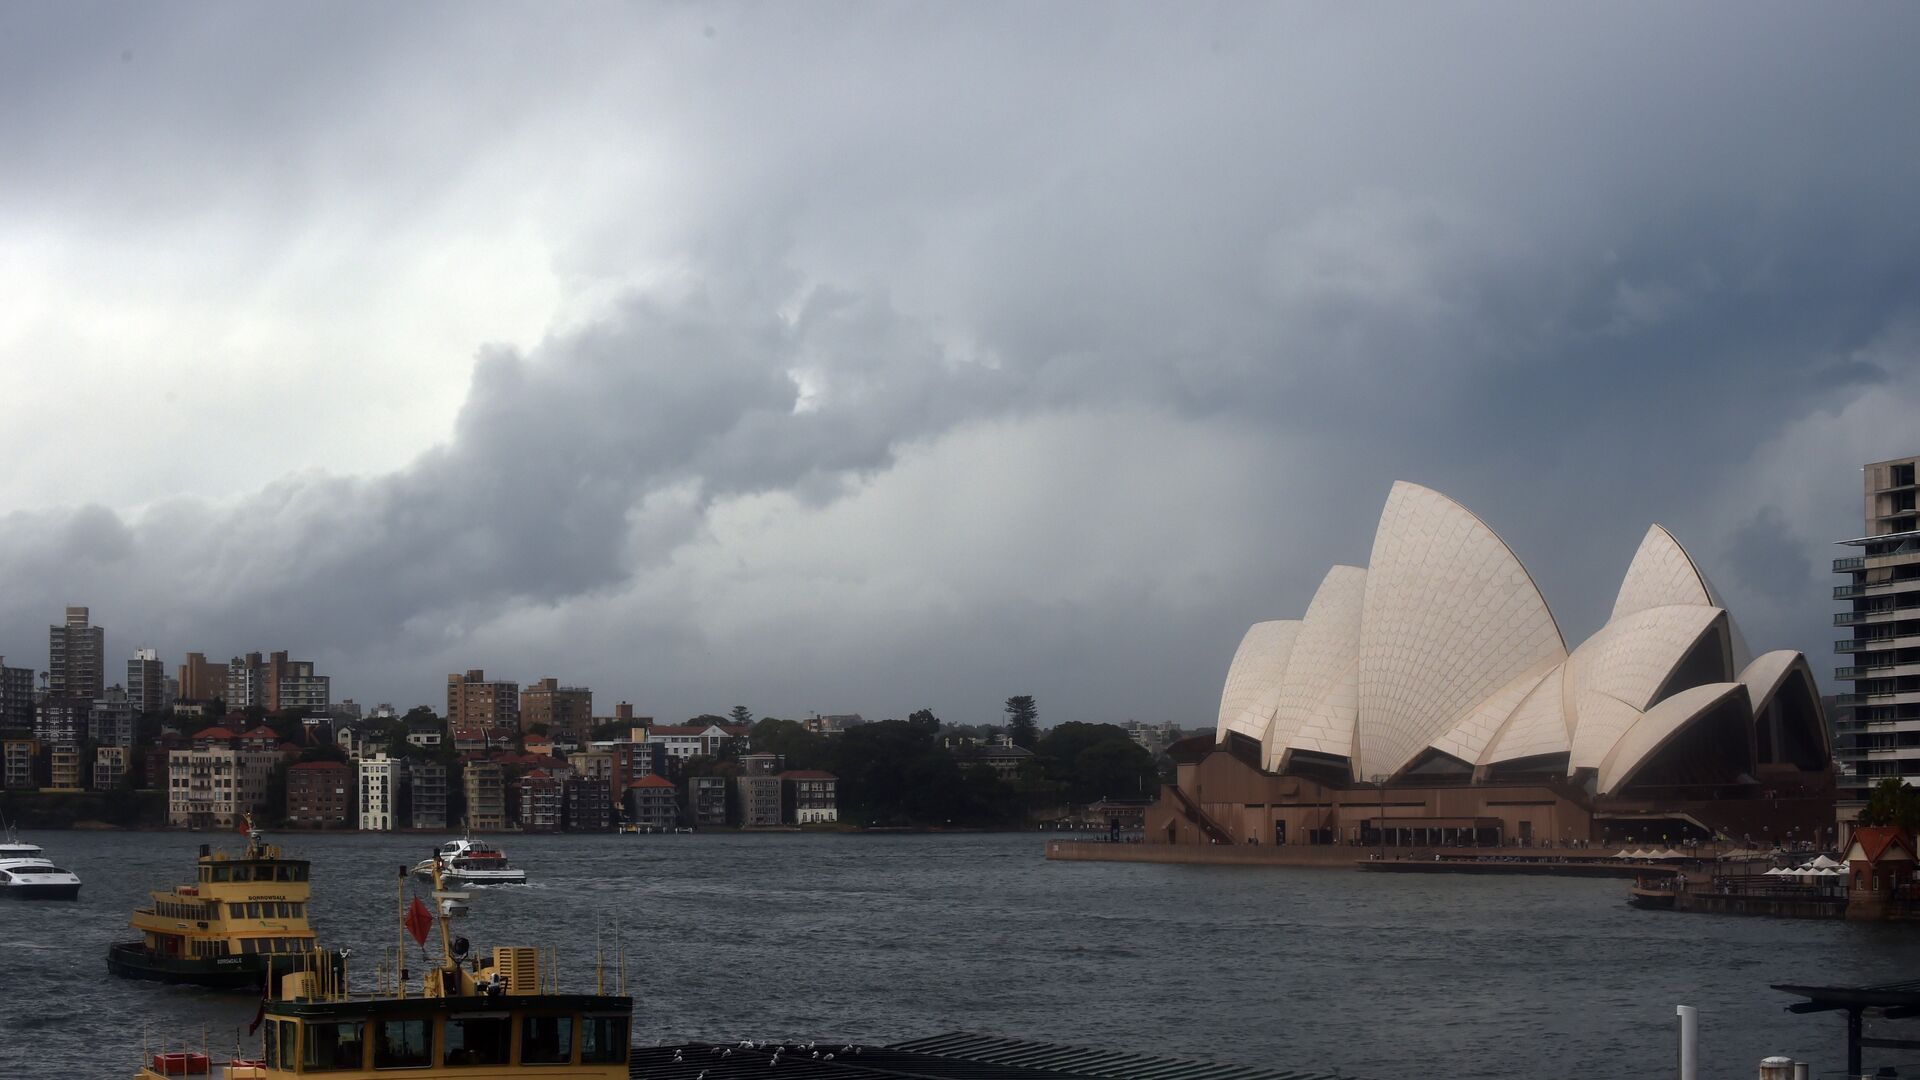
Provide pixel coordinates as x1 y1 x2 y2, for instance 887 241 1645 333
0 831 1914 1079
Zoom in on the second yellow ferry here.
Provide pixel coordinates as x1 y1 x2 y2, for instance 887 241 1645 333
107 817 345 989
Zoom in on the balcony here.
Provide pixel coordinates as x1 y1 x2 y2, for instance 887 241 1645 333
1836 556 1866 572
1838 634 1920 653
1836 584 1866 598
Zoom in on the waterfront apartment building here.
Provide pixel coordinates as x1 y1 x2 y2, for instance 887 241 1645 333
286 761 354 828
520 678 592 737
565 774 612 831
127 648 167 714
93 745 130 791
47 743 83 791
358 754 398 830
781 770 839 824
166 746 278 828
409 762 448 829
0 657 36 730
736 774 782 828
3 737 39 789
690 776 728 826
177 652 228 704
1834 454 1920 810
447 670 520 730
626 774 679 830
517 770 563 831
48 606 105 700
463 760 507 830
228 653 267 709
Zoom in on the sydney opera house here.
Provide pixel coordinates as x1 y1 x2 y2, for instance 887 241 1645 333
1146 482 1835 849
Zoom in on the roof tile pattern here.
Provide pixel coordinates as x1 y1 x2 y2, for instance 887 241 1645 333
1355 483 1566 779
1611 525 1714 620
1431 663 1555 764
1479 665 1571 764
1264 566 1367 770
1215 620 1300 744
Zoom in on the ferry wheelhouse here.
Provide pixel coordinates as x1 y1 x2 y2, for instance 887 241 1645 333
108 819 343 988
134 855 630 1079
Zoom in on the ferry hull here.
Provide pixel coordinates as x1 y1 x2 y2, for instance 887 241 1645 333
106 942 342 989
0 881 80 900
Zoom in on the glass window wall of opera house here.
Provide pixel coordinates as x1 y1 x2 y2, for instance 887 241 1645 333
1148 483 1834 851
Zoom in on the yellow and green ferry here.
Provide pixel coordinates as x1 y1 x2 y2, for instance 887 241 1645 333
107 819 344 989
133 853 631 1079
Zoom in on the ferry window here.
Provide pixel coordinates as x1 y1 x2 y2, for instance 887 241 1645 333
264 1021 277 1066
277 1021 297 1071
580 1017 628 1063
228 903 243 919
302 1020 366 1071
520 1015 573 1064
199 867 210 882
375 1018 431 1068
211 866 231 882
241 939 255 954
444 1016 509 1066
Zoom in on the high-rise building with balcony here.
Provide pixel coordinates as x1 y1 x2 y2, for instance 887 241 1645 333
48 606 104 700
447 670 520 730
1834 454 1920 812
0 657 33 730
128 648 167 715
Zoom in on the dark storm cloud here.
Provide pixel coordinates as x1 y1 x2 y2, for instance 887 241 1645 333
2 4 1918 718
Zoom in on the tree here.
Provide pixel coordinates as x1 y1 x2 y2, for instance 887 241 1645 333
1860 777 1920 834
1004 696 1038 749
750 718 824 769
728 706 754 727
907 708 940 734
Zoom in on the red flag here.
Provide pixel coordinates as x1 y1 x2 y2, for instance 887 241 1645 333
405 897 433 946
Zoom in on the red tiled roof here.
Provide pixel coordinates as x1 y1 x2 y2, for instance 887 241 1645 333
193 727 238 740
628 775 676 789
778 770 838 780
1851 826 1917 864
524 768 552 780
243 726 278 738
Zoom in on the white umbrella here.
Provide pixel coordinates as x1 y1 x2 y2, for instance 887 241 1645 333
1660 848 1687 860
1809 854 1841 869
1820 866 1844 877
1614 849 1634 859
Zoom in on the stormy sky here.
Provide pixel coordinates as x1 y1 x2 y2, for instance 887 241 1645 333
3 4 1917 726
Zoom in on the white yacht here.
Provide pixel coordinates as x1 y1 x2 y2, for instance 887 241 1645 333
0 829 81 900
411 835 527 886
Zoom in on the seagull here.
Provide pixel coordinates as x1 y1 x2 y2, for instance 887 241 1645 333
673 1051 683 1062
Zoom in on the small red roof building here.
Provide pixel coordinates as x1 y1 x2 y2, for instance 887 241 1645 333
628 774 676 790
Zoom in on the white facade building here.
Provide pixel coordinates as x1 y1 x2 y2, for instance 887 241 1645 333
358 754 397 831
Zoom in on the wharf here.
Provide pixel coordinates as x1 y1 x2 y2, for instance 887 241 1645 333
1046 839 1665 876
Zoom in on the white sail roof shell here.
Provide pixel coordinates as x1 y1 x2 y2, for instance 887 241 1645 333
1215 620 1301 744
1264 566 1367 771
1355 483 1566 779
1213 483 1818 787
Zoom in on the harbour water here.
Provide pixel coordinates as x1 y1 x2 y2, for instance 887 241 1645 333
2 830 1915 1079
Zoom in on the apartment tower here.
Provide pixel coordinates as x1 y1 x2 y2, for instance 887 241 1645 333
447 670 520 730
1834 454 1920 811
48 606 104 700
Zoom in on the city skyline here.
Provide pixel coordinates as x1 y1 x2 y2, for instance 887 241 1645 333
3 6 1919 725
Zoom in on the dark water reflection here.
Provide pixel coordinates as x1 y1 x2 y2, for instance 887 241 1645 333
0 831 1913 1079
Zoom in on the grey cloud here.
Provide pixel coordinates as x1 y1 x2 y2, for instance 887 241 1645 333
2 5 1919 718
